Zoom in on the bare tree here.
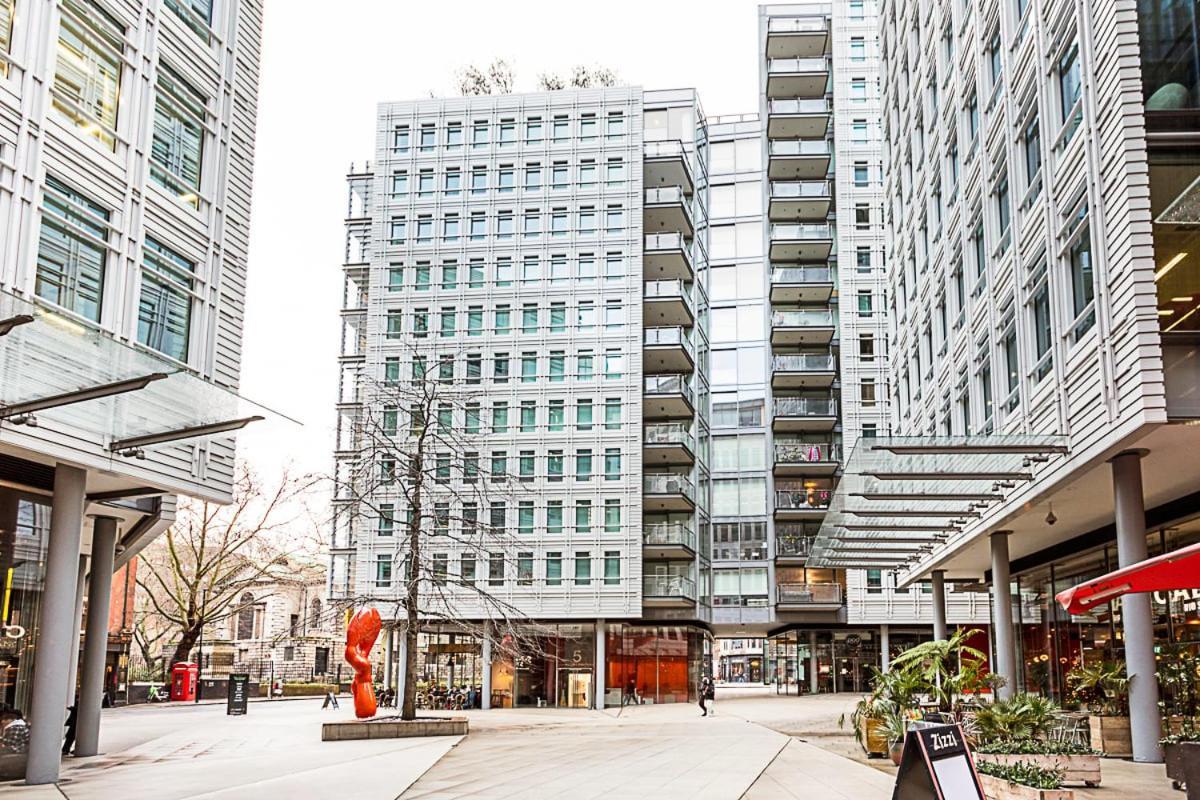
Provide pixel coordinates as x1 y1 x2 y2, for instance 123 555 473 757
538 65 621 91
456 58 515 96
537 72 566 91
336 342 549 720
135 466 319 668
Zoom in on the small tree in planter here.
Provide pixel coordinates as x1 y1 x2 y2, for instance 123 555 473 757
1066 661 1130 756
842 666 923 758
889 627 988 711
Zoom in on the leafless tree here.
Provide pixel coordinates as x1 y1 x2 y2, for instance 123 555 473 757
456 58 515 95
335 341 550 720
135 466 319 668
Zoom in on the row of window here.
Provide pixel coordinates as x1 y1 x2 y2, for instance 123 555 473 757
389 205 630 244
390 159 633 198
374 396 630 436
375 550 625 588
385 299 640 339
378 447 629 484
381 350 630 385
375 497 626 536
377 253 637 292
391 111 628 154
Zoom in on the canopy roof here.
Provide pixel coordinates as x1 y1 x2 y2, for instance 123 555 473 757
808 436 1069 570
1056 541 1200 614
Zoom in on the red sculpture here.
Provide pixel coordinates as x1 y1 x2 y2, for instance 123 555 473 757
345 607 382 719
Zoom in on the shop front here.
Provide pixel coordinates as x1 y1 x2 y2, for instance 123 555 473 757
605 623 709 706
0 495 51 724
487 623 596 709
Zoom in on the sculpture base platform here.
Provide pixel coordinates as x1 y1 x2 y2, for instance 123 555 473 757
322 715 468 741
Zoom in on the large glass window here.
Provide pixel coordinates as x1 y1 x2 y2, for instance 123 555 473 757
36 177 111 321
138 237 196 361
152 64 206 206
53 0 123 150
164 0 214 40
1068 217 1095 338
0 0 14 76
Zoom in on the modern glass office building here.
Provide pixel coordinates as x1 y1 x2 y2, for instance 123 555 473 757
0 0 266 783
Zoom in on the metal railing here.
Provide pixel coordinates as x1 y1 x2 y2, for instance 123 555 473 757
645 186 689 205
772 353 836 372
776 536 816 558
774 489 832 511
777 582 842 605
767 98 832 115
644 326 694 353
645 232 689 252
645 279 691 301
643 473 696 500
770 181 833 199
769 139 832 157
771 266 833 285
644 575 697 600
767 16 829 34
771 309 835 328
770 222 834 240
774 397 837 417
644 423 695 451
767 57 830 74
644 375 694 400
774 442 839 463
643 522 697 551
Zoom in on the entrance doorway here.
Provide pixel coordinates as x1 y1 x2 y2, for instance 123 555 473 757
557 668 592 708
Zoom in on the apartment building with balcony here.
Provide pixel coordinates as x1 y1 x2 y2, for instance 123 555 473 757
804 0 1200 762
334 88 713 711
0 0 265 782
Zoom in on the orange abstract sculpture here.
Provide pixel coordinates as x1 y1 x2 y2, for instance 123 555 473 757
345 607 382 719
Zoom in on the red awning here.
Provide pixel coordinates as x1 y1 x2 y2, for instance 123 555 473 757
1055 541 1200 614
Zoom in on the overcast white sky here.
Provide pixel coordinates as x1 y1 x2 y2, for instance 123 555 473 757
237 0 769 480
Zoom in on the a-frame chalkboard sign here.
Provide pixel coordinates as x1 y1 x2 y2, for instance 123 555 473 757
891 722 986 800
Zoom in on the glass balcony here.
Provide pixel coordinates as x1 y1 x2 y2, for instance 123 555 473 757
644 233 694 282
776 582 842 607
770 309 836 345
768 139 832 180
644 375 695 420
769 222 834 261
774 488 832 515
643 140 695 195
643 326 695 374
644 280 694 328
765 16 831 60
773 397 838 433
769 181 832 222
774 441 841 477
770 266 834 303
643 522 697 557
643 473 696 512
766 57 830 100
775 533 816 560
645 186 694 238
644 423 696 466
766 99 831 140
643 575 697 604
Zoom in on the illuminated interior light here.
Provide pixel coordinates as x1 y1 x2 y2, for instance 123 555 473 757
1155 251 1188 281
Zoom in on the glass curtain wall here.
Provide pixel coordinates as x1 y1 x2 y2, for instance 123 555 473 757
0 495 51 718
605 624 706 704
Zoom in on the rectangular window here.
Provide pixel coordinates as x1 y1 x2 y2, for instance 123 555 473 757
488 553 504 587
36 177 111 321
525 163 542 190
467 306 483 336
550 302 567 333
576 399 593 430
866 569 882 594
575 448 593 481
445 168 462 195
604 499 620 533
547 503 563 535
1070 222 1095 337
53 0 123 150
417 170 434 196
498 165 515 193
549 352 565 382
574 552 591 586
521 353 537 382
548 450 564 480
164 0 213 39
577 352 594 381
375 555 392 588
603 552 620 586
522 303 538 333
604 448 620 481
151 64 206 205
495 306 511 335
552 161 569 188
604 398 621 430
546 552 562 586
377 504 395 536
548 400 565 431
138 237 195 361
446 122 463 149
439 307 456 338
1059 44 1082 141
517 552 533 586
575 502 591 534
492 401 509 433
472 120 489 149
394 125 410 152
520 401 536 432
418 123 435 151
519 451 535 480
460 554 477 585
494 352 510 383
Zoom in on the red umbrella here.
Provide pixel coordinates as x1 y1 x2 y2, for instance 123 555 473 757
1055 541 1200 614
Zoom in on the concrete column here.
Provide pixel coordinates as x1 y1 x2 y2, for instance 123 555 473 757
481 623 492 710
880 624 890 672
26 464 86 785
65 555 87 703
383 627 394 690
1111 451 1163 763
807 631 818 694
595 619 606 710
990 531 1017 702
396 626 408 708
931 569 948 641
75 517 119 757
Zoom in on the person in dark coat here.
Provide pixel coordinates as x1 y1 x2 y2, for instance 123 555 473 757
699 676 713 717
62 703 78 755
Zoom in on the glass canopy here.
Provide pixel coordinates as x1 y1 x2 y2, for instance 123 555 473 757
808 436 1069 569
0 289 293 456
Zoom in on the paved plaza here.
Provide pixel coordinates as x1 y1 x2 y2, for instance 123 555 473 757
0 688 1180 799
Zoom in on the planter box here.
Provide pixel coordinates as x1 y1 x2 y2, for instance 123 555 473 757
322 715 468 741
975 753 1100 787
861 717 889 758
1088 715 1131 757
1165 741 1200 790
979 773 1074 800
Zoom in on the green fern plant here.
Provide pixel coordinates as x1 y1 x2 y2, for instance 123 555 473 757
1067 661 1129 716
973 692 1062 743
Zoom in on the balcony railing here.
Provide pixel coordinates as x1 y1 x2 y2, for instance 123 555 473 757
769 140 832 157
643 522 697 551
644 575 697 600
646 186 689 205
771 310 835 328
774 489 831 511
777 582 842 605
772 354 836 372
767 99 832 115
770 181 832 200
774 397 837 417
770 222 833 240
644 423 695 451
645 232 690 252
776 536 816 558
767 57 829 74
644 473 696 500
768 17 828 34
771 266 833 285
774 442 839 463
645 374 694 399
644 325 694 352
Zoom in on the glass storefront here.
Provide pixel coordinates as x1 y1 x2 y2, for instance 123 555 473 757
605 624 708 706
0 495 51 717
767 629 887 694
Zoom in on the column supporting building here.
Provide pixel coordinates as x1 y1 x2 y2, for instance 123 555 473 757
990 531 1016 702
66 554 87 703
481 622 493 710
75 516 119 757
931 569 948 641
879 624 890 672
1111 450 1163 763
26 464 87 785
807 631 818 694
595 619 606 710
383 627 394 692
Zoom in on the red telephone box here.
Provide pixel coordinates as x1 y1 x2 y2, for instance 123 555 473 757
171 662 198 701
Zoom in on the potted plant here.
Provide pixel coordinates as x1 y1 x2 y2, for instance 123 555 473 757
974 739 1101 788
889 628 988 713
880 701 911 765
1066 661 1130 757
840 666 922 758
973 692 1062 742
976 759 1073 800
1161 730 1200 790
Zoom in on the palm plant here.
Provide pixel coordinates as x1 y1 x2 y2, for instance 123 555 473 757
1067 661 1129 716
973 692 1062 742
889 628 987 711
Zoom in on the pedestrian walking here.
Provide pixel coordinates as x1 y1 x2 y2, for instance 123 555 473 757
62 702 78 756
699 676 712 717
704 676 716 717
321 689 340 710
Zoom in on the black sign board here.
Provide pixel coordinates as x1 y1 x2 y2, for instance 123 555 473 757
227 673 250 716
892 722 985 800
